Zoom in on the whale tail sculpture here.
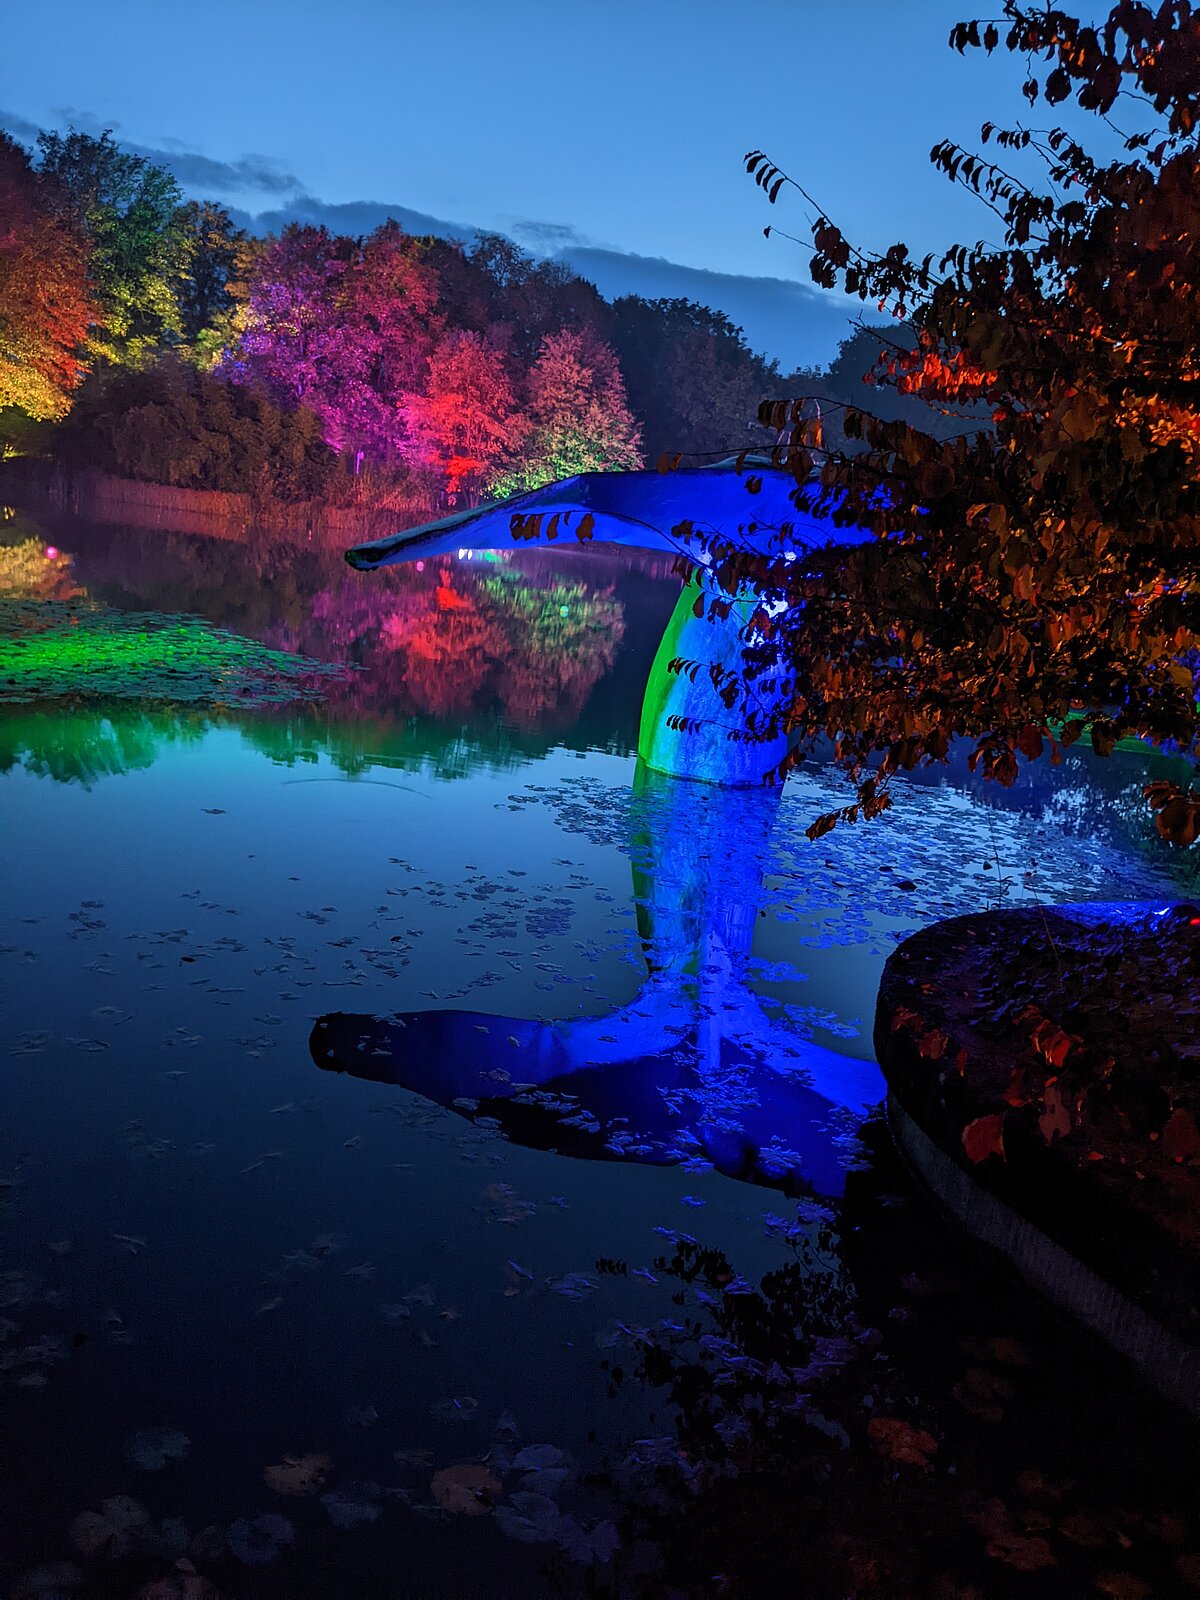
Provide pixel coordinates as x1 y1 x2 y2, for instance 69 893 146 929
345 461 871 787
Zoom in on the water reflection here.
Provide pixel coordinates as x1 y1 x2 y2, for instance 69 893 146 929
312 761 883 1197
1 507 681 768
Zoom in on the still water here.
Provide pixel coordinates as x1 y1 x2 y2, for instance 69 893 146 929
0 504 1194 1598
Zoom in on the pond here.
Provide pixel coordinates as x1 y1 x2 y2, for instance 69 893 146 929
1 501 1198 1599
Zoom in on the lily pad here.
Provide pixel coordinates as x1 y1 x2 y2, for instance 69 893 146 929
124 1427 191 1471
226 1513 295 1566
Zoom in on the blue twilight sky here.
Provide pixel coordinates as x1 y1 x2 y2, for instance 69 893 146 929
4 0 1114 366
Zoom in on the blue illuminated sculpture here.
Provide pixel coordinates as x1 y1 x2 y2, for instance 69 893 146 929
322 464 882 1192
311 760 883 1196
346 460 872 787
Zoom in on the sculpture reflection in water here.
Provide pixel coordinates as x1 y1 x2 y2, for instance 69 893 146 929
311 761 883 1197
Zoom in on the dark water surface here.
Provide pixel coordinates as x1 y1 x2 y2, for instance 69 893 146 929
1 504 1196 1598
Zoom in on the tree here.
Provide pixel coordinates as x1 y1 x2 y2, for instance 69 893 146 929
226 221 440 462
491 328 642 497
402 329 527 502
35 129 187 367
695 1 1200 844
54 358 336 500
430 234 609 368
608 297 777 461
173 199 250 365
0 134 93 423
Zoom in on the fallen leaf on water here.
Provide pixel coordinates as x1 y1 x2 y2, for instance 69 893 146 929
70 1496 153 1558
139 1572 221 1600
1162 1108 1200 1162
320 1486 381 1529
1096 1575 1151 1600
866 1416 937 1468
226 1514 294 1565
264 1453 331 1496
124 1427 191 1471
969 1499 1056 1571
431 1464 500 1516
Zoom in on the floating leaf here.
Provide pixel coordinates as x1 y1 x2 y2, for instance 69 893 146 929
962 1113 1006 1164
226 1513 294 1566
124 1427 191 1471
866 1416 937 1467
320 1486 381 1529
264 1453 331 1497
70 1497 153 1558
431 1463 500 1516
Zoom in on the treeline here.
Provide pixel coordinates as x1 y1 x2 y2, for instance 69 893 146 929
1 127 786 506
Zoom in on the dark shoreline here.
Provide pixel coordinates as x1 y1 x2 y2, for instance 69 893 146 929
0 457 433 543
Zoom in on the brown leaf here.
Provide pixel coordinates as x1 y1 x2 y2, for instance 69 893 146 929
866 1415 937 1467
962 1113 1006 1163
1161 1108 1200 1162
1038 1084 1071 1143
264 1453 331 1497
1096 1574 1151 1600
431 1463 501 1516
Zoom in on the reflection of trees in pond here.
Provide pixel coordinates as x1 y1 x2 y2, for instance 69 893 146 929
0 706 207 788
7 507 646 736
367 562 623 729
0 534 84 601
898 739 1200 886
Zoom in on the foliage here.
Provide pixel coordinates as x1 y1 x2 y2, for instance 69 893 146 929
402 328 526 500
429 232 608 367
54 359 336 500
488 328 642 498
223 221 441 462
707 1 1200 840
0 595 348 705
608 296 776 461
173 200 251 365
35 128 188 368
0 134 93 422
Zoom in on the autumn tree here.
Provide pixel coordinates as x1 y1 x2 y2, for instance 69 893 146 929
34 129 188 367
492 328 642 497
227 221 439 462
694 1 1200 844
402 329 527 502
173 199 250 365
0 134 93 424
430 234 609 367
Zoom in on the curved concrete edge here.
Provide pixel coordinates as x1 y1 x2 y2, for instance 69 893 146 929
887 1090 1200 1420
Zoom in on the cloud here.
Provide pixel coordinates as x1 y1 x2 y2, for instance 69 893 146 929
140 146 303 197
232 194 483 243
0 108 42 142
509 217 590 251
0 107 302 197
553 247 868 371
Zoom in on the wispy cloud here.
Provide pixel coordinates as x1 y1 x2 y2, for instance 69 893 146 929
509 218 590 252
0 106 303 197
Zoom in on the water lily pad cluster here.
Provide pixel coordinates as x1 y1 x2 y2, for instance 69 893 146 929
0 598 350 706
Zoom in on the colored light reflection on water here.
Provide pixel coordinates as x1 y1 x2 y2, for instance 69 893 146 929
0 505 1196 1596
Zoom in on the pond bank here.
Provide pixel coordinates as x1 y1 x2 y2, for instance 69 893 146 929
0 457 432 544
876 899 1200 1416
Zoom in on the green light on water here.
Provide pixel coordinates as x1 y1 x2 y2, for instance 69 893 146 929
0 599 350 706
